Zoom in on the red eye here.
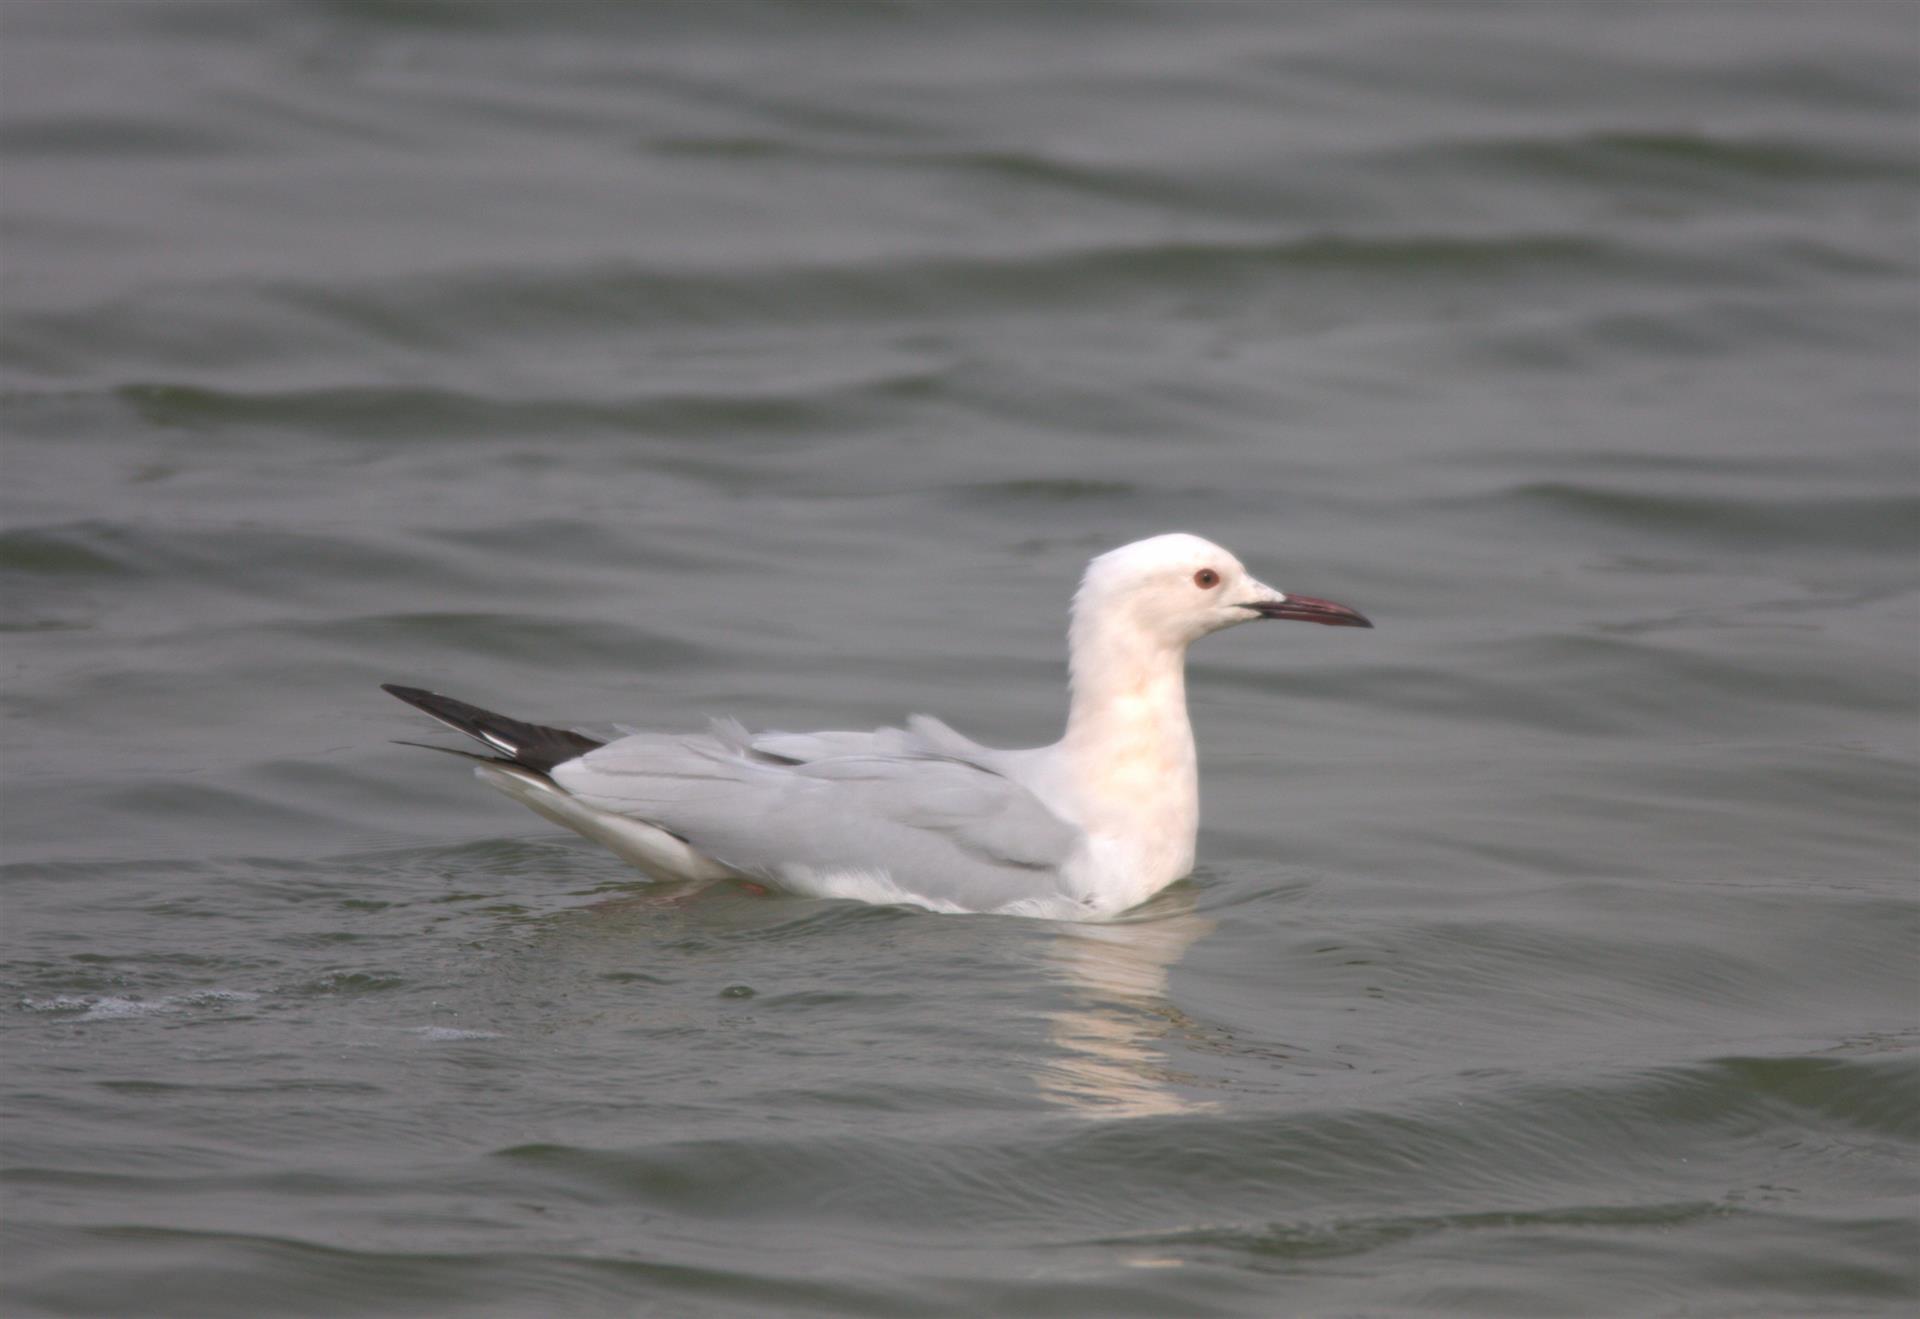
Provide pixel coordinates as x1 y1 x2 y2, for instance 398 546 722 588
1193 568 1220 589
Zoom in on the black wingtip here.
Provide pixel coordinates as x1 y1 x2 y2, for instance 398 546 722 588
380 682 604 775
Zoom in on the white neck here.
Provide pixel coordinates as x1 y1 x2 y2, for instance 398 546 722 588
1053 607 1200 896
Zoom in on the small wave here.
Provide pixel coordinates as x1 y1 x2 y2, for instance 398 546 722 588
951 478 1140 505
114 369 940 442
402 1025 503 1042
130 231 1629 346
273 609 714 672
1097 1197 1738 1263
1478 482 1920 555
0 523 131 577
20 989 259 1022
20 995 166 1021
1413 129 1919 188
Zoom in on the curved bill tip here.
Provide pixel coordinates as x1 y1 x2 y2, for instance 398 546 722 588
1246 594 1374 628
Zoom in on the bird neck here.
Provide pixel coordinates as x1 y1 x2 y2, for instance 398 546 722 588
1060 614 1199 852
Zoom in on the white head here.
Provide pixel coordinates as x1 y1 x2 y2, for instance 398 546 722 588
1073 532 1371 651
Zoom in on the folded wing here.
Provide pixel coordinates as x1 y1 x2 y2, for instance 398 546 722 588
550 720 1085 914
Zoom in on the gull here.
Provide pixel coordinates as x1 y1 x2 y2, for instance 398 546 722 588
383 533 1370 919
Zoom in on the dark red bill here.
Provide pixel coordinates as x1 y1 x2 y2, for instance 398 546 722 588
1244 595 1373 628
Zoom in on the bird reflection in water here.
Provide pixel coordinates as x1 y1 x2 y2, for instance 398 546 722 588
1036 887 1217 1119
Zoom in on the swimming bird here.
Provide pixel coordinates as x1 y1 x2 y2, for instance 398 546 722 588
383 533 1370 919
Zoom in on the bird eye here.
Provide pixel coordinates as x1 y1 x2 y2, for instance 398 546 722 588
1193 568 1220 589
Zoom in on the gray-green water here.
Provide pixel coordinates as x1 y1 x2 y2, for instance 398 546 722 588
3 2 1917 1315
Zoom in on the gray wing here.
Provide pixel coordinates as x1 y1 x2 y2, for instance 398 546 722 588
549 720 1083 913
745 714 990 767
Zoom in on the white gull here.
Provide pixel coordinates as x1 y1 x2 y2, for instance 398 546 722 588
384 533 1370 919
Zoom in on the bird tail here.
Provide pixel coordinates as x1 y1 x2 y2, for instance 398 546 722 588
380 684 603 776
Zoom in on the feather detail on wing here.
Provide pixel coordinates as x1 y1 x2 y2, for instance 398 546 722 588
549 719 1084 912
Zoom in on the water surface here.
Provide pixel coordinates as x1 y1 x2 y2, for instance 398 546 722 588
3 2 1916 1315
